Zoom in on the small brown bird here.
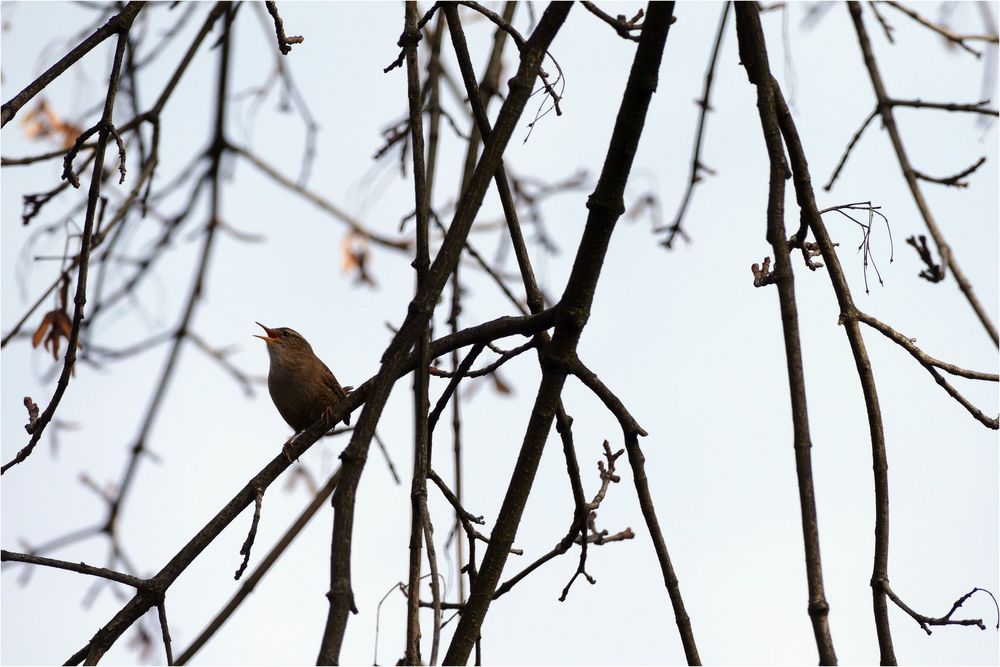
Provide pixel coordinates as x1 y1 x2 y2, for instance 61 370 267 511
255 322 351 460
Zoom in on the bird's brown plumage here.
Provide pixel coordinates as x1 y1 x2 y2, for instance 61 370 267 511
255 323 351 433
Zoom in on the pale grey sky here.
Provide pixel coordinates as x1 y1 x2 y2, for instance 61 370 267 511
2 2 998 665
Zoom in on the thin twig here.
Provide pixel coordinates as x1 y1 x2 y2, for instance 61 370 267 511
883 583 997 634
580 2 644 42
880 0 995 57
231 143 412 252
869 1 895 42
913 156 987 188
263 1 304 55
853 310 999 429
824 108 877 191
420 501 443 665
662 1 730 247
429 339 535 379
1 550 148 589
234 487 265 580
889 97 999 115
156 602 174 666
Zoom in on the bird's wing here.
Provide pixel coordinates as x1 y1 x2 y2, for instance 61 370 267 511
321 364 351 425
323 371 349 399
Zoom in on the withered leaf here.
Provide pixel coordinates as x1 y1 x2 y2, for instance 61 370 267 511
492 373 512 396
21 99 84 148
284 465 318 495
340 230 375 287
31 308 78 361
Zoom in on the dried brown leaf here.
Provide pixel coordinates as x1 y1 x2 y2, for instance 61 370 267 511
20 99 84 148
492 373 512 396
31 308 78 361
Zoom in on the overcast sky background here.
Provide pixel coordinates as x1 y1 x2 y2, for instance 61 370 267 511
2 1 998 665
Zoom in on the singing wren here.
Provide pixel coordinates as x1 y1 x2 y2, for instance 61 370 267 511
255 322 351 460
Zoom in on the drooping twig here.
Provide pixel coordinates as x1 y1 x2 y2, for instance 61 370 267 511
453 0 565 122
818 201 893 294
559 441 626 601
156 601 174 666
912 156 987 188
248 1 319 183
372 431 402 485
234 487 265 580
826 100 997 190
662 1 730 248
868 0 895 42
905 234 944 283
883 583 999 634
824 108 877 191
852 310 999 429
428 343 485 431
427 469 522 560
263 1 304 55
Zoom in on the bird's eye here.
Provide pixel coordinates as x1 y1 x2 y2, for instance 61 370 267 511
281 331 289 338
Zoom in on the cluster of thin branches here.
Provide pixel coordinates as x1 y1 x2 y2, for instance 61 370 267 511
1 2 997 666
0 2 684 664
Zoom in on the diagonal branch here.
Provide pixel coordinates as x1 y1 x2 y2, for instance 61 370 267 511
1 3 145 127
853 311 999 429
175 469 342 664
2 8 139 475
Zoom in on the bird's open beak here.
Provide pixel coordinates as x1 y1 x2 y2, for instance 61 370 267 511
254 321 279 344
